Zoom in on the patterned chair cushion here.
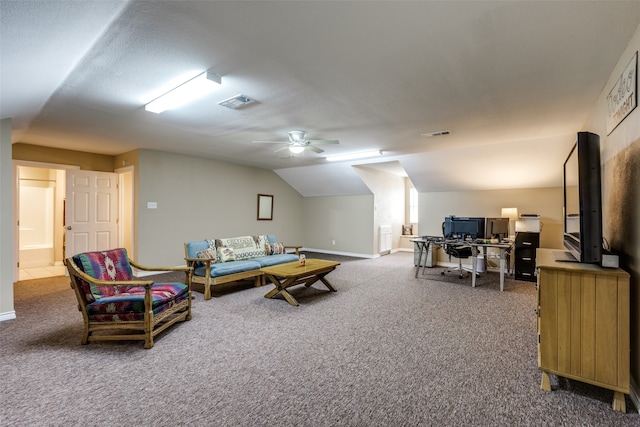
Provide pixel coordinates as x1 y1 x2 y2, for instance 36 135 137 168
72 248 134 302
86 282 189 322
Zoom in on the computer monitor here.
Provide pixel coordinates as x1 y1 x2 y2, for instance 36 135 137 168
485 217 509 240
444 216 485 239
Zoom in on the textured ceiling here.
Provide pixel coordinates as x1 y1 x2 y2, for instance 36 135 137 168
2 1 640 196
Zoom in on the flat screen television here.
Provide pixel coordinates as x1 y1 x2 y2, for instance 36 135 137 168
485 217 509 240
561 131 602 263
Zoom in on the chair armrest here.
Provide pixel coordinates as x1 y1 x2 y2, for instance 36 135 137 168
129 259 191 273
284 245 301 256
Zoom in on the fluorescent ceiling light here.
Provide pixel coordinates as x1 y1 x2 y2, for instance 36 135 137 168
326 150 382 162
289 146 305 154
145 70 222 114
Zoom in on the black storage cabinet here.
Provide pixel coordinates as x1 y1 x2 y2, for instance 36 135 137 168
514 232 540 282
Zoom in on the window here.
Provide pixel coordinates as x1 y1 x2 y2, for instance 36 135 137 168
409 187 418 223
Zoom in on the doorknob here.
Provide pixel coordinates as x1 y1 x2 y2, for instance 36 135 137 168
66 226 72 230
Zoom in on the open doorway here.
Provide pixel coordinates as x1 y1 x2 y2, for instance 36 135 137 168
17 164 67 280
14 161 134 280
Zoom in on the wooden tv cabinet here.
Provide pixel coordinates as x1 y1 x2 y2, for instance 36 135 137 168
536 248 630 412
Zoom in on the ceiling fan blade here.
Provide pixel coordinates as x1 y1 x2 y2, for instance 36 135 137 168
253 140 288 144
307 139 339 145
306 145 324 153
274 145 291 153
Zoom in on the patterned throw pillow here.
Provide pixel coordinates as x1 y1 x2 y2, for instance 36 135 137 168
214 235 267 260
218 246 236 262
196 248 216 260
266 242 285 255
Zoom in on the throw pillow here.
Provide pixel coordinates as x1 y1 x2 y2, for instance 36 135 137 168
218 246 236 262
266 242 285 255
196 248 216 260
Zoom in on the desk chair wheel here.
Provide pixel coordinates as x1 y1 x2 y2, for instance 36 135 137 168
441 270 468 279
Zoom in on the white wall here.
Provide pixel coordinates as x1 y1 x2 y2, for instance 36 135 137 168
0 118 15 320
353 165 405 254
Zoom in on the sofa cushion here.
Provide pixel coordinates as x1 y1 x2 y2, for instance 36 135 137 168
193 259 262 278
86 282 189 322
214 235 267 260
253 254 299 267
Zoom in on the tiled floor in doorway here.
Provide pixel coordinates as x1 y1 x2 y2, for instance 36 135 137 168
19 265 66 281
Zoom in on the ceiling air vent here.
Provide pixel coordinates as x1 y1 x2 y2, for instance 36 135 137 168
421 130 450 138
218 94 256 109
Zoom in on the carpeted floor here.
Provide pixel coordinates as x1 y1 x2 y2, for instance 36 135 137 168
1 252 638 426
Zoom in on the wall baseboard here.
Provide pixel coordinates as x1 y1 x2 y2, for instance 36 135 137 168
302 248 376 259
0 311 16 322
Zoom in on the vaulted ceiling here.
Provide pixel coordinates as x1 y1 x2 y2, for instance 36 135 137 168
2 1 640 196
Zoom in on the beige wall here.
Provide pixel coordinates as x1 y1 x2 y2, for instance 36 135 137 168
418 187 564 264
419 187 563 245
134 149 305 266
582 22 640 385
1 119 14 319
302 194 374 256
13 143 114 172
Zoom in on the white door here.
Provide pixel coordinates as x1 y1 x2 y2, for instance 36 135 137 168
65 170 118 257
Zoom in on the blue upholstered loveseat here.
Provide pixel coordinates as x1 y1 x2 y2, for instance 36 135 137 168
184 234 300 300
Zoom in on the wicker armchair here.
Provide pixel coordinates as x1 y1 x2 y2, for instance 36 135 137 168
65 248 192 349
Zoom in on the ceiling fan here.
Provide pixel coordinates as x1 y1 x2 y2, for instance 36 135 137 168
253 130 339 154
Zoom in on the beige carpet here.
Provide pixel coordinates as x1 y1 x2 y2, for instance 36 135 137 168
1 252 637 426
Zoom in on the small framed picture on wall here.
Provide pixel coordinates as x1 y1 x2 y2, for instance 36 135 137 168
257 194 273 220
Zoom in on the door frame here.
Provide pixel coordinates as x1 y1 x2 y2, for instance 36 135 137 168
115 165 135 258
13 160 79 281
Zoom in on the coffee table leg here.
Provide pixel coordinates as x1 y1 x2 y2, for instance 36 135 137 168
264 275 300 306
319 275 337 292
279 289 299 307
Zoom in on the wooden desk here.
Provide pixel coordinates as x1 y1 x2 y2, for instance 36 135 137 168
261 259 340 306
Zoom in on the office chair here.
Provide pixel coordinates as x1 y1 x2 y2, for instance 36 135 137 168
441 222 474 279
441 241 474 279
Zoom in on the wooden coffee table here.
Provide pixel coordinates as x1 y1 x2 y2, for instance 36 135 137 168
261 259 341 306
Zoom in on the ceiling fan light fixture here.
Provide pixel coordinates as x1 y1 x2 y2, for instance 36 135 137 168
289 146 305 154
326 150 382 162
287 130 306 143
145 69 222 114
